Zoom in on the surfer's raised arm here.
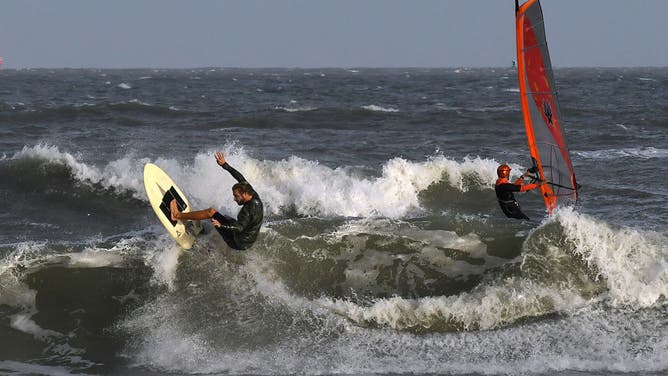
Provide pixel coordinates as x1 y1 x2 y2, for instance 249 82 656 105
215 151 248 184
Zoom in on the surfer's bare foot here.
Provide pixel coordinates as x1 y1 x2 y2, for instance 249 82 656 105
170 199 181 221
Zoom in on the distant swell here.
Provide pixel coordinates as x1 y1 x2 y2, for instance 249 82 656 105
0 101 204 124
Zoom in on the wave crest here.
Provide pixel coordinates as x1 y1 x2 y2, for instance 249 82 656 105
555 208 668 307
7 144 501 219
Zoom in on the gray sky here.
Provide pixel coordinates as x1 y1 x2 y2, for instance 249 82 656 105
1 0 667 69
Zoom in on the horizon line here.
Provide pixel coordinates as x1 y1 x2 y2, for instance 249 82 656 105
2 65 667 70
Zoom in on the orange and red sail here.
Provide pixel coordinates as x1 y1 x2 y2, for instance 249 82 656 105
515 0 579 214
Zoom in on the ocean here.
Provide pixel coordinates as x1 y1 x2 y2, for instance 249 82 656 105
0 67 666 375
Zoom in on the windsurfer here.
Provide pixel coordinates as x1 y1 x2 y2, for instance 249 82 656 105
494 164 544 220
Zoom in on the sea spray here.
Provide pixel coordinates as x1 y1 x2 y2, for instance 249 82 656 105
144 241 182 291
0 242 46 310
555 208 668 307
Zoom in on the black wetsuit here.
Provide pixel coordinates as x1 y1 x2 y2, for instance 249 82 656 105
495 182 530 220
212 163 263 250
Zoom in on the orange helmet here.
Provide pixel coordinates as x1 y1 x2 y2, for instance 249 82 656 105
497 164 511 178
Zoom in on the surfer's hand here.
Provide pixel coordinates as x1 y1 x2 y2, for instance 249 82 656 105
214 151 226 167
211 218 221 227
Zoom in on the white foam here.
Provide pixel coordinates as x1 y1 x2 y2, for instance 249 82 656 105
242 219 581 331
160 147 501 218
122 244 667 376
319 276 585 331
555 208 668 307
8 309 91 368
119 249 350 374
127 98 151 106
10 313 64 340
274 105 317 112
117 82 132 89
0 242 43 309
121 319 668 375
244 251 325 314
329 218 490 260
0 244 84 362
0 271 37 310
361 104 399 112
145 242 183 290
575 147 668 160
259 154 499 218
21 243 129 270
11 144 148 198
114 219 666 375
11 143 504 219
0 361 78 376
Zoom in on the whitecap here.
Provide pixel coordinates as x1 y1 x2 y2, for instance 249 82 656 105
575 147 668 160
555 208 668 307
275 105 317 112
361 104 399 113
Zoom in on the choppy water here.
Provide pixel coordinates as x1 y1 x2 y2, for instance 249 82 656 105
0 67 666 375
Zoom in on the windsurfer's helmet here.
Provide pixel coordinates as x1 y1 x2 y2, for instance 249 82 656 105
497 164 511 178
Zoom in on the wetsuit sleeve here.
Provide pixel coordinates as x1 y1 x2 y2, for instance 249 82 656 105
221 162 247 183
513 176 539 192
212 211 234 225
216 205 252 232
216 219 242 232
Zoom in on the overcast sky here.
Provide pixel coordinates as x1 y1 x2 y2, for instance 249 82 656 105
1 0 667 69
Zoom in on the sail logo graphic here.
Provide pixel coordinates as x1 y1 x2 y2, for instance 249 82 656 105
542 100 554 126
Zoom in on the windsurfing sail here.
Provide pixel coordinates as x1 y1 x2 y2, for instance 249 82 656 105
515 0 579 214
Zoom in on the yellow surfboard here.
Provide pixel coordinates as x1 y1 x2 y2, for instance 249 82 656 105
143 163 203 249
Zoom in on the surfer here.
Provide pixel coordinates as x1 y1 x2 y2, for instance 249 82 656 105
170 151 263 250
494 164 543 220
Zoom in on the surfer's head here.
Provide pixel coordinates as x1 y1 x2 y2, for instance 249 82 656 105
232 182 254 205
497 164 511 178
